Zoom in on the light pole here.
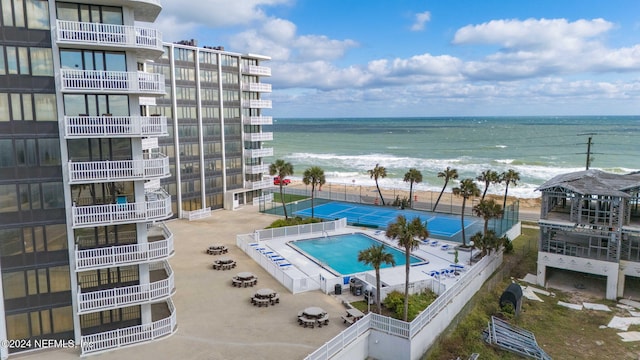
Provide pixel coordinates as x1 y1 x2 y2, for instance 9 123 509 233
469 240 475 266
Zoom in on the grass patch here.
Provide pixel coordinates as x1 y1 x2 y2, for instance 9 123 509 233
272 192 308 203
424 228 640 359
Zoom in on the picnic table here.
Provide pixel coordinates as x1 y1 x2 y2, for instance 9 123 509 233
213 258 236 270
232 272 258 287
298 307 329 328
341 308 365 325
207 244 229 255
251 288 280 307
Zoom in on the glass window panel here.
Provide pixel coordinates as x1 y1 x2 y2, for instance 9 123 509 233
2 272 26 299
40 310 51 334
25 139 36 165
79 4 90 22
56 2 78 21
34 226 44 252
38 138 61 166
26 0 50 29
30 47 53 76
7 47 18 74
0 184 18 212
14 0 25 27
45 224 67 251
30 312 41 336
97 95 107 115
6 314 28 340
19 184 29 209
105 52 125 71
16 140 25 166
42 182 64 209
83 51 95 71
52 306 73 332
26 270 37 295
59 50 83 70
11 93 22 120
30 182 41 209
102 6 122 25
23 227 33 253
33 94 56 121
2 0 14 26
49 266 70 293
0 46 5 75
0 94 8 121
0 228 23 256
107 95 128 116
37 268 47 293
0 139 15 167
18 47 29 74
22 93 33 120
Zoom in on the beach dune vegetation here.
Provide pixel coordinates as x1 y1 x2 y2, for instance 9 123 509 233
403 168 423 208
452 178 480 247
269 159 294 219
433 166 458 212
302 166 326 219
385 215 428 321
368 163 388 206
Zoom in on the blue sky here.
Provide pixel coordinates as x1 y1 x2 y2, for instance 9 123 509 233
154 0 640 117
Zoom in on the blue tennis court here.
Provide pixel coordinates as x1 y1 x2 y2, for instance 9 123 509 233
293 201 477 241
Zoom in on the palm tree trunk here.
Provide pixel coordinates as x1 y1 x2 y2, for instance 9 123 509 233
433 181 447 211
404 251 410 321
311 184 315 219
502 183 510 209
482 183 489 201
375 181 385 205
375 267 382 314
408 182 414 208
461 197 467 247
280 184 288 219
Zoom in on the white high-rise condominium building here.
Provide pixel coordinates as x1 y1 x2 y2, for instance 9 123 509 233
0 0 271 358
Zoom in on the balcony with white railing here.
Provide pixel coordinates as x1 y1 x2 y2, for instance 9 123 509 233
241 64 272 77
244 132 273 142
75 223 174 271
77 260 174 314
241 82 272 92
55 20 163 58
72 189 172 228
245 179 272 190
59 69 165 95
81 299 176 356
243 116 273 125
243 99 272 109
246 164 270 175
245 148 274 158
68 154 170 184
64 115 168 138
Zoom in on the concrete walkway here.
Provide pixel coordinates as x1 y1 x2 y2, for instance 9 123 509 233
20 207 350 360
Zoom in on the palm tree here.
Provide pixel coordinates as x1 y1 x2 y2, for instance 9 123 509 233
476 169 500 201
433 167 458 211
368 163 387 205
302 166 326 219
500 169 521 210
472 198 504 236
269 159 294 219
357 244 396 314
452 178 480 247
403 168 422 208
385 215 428 321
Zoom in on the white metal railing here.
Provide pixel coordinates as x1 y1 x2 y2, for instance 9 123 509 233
241 64 272 76
55 20 162 52
64 115 168 138
141 137 159 150
68 153 170 183
77 261 174 314
244 116 273 125
245 148 273 158
252 192 273 205
245 179 272 190
244 132 273 142
241 82 272 92
75 223 174 271
246 164 270 175
59 69 165 95
252 218 347 241
243 99 272 109
71 190 172 228
81 298 176 356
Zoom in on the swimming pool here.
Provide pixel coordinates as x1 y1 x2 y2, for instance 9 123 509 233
290 233 425 275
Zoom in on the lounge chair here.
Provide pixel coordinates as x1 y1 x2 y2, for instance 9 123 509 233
430 240 439 247
440 244 451 251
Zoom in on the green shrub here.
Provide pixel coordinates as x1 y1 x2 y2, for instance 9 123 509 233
265 217 322 228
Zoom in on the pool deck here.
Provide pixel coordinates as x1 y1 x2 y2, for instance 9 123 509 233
255 226 474 292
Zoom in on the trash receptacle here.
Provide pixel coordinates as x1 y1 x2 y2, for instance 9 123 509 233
335 283 342 295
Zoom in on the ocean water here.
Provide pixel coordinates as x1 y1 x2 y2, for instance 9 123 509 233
269 116 639 199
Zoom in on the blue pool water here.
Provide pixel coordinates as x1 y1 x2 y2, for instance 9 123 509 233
291 233 424 275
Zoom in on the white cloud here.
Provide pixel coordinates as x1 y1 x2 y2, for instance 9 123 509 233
411 11 431 31
158 0 291 28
